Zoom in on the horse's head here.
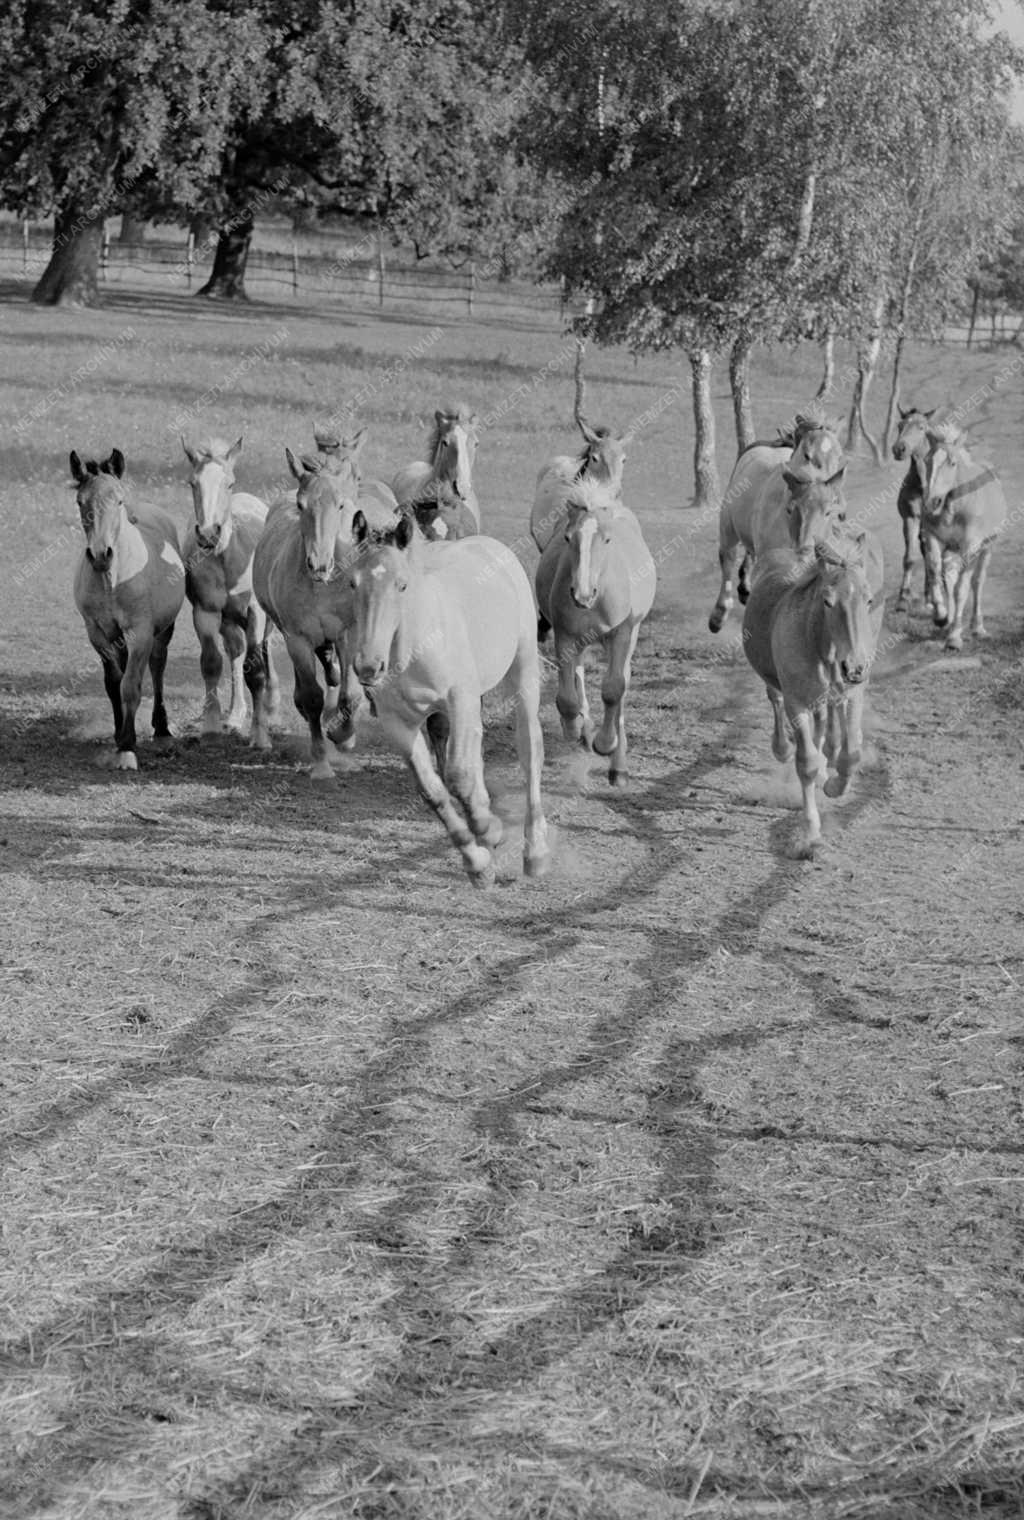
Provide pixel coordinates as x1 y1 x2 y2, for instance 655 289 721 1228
313 424 367 483
921 425 967 516
286 448 359 583
348 509 418 689
71 447 129 572
576 417 630 495
431 406 478 501
183 436 241 551
781 463 846 553
892 405 935 462
789 420 844 480
814 538 877 686
564 484 617 610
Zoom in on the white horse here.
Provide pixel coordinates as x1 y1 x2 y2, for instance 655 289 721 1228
530 417 630 552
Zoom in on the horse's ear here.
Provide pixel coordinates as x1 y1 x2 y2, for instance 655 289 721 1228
285 447 304 483
826 463 846 488
227 436 243 463
181 435 200 467
69 450 86 484
346 427 368 456
352 510 369 543
897 404 910 420
300 455 321 475
466 413 479 434
782 467 800 491
578 417 599 444
395 512 416 550
924 408 936 419
106 448 125 479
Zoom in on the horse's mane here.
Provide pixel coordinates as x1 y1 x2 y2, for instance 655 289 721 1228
737 410 841 458
565 477 621 515
926 422 969 458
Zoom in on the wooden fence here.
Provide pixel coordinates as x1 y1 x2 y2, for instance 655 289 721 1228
0 221 580 327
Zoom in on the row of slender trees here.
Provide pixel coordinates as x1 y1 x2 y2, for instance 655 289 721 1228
1 0 1021 496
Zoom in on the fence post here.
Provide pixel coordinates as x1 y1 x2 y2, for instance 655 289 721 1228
22 218 29 277
186 229 194 291
467 260 476 318
291 233 299 298
376 222 386 308
100 223 109 283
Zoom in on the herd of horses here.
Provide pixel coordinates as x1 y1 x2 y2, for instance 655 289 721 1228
68 399 1007 877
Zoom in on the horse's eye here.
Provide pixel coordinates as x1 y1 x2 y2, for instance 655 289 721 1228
397 579 408 593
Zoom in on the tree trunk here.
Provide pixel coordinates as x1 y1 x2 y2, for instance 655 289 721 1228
31 206 104 306
688 346 720 510
966 283 980 350
573 335 587 429
883 330 907 458
728 333 755 453
196 213 253 299
814 329 836 400
846 295 885 465
118 212 147 244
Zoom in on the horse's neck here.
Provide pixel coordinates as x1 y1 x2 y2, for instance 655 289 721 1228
110 513 149 585
396 560 443 665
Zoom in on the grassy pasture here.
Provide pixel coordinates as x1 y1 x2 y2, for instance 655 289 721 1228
0 278 1023 1520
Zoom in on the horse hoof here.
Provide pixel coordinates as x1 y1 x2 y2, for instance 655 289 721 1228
152 734 173 752
944 639 963 654
309 760 334 781
708 611 724 634
524 851 550 878
823 775 847 800
115 751 139 772
608 767 625 787
737 585 750 605
479 817 504 848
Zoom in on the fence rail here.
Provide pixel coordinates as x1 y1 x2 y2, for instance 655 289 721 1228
0 222 580 325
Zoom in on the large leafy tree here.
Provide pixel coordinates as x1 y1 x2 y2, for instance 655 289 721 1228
510 0 1022 506
0 0 266 305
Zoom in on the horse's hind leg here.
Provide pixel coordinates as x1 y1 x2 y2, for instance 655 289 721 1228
510 645 550 876
221 617 249 732
242 608 271 752
425 712 450 779
148 623 175 749
593 621 640 786
192 606 226 734
737 551 754 605
766 685 793 763
942 552 970 651
922 531 948 627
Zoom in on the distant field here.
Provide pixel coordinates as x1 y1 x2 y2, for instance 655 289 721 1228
1 279 1022 1520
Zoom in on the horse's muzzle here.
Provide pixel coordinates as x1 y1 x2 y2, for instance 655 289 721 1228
841 661 865 685
196 526 221 551
355 660 385 689
86 547 113 570
571 590 597 610
892 443 906 461
306 559 335 583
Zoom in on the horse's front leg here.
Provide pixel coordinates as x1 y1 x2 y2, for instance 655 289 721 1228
221 617 249 732
445 692 503 850
896 512 916 611
921 530 947 627
969 543 993 638
823 686 865 798
553 630 593 748
148 623 175 750
286 635 333 779
402 723 495 885
593 620 641 786
115 623 156 770
709 521 744 632
325 628 363 752
241 606 271 752
789 703 824 857
942 550 969 651
193 605 225 734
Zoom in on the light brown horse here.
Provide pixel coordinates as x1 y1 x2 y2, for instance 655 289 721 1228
530 417 631 552
391 406 480 538
535 478 656 786
253 452 400 777
71 449 186 770
181 435 280 746
918 425 1007 651
348 513 549 885
891 405 942 614
708 415 846 632
742 538 882 856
